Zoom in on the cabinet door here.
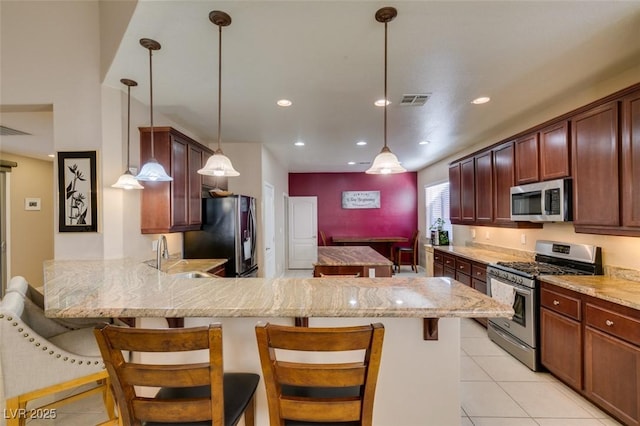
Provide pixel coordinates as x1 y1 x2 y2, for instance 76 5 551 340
515 133 539 184
449 163 461 224
540 121 570 181
188 145 203 225
460 158 475 223
540 307 583 391
170 137 188 228
493 142 515 223
474 151 493 223
585 327 640 426
622 90 640 228
140 129 172 233
572 101 620 227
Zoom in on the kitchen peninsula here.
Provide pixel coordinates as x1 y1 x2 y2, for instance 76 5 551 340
44 258 512 426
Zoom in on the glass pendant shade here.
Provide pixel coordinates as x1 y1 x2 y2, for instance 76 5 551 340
136 158 173 181
366 146 406 174
198 148 240 177
112 170 144 189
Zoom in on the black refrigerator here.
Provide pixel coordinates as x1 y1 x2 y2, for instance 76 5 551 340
183 195 258 277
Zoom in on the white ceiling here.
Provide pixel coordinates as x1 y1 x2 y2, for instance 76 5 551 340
2 1 640 171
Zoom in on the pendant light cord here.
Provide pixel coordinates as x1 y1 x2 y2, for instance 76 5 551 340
148 47 155 158
126 84 131 168
217 23 223 152
383 20 388 150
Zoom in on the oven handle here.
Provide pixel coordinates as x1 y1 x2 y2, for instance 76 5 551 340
490 324 529 351
487 275 534 297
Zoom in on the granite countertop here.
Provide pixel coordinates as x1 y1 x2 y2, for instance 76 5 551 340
146 256 227 275
429 244 640 310
43 258 512 320
430 244 532 264
539 275 640 311
315 246 393 266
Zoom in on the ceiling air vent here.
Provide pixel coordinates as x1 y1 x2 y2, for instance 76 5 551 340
0 125 31 136
399 94 431 106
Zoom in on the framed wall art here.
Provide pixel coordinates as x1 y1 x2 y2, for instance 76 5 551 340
57 151 98 232
341 191 380 209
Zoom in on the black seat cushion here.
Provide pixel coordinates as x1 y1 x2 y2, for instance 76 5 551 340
144 372 259 426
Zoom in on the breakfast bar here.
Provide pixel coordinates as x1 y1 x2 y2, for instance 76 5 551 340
44 258 512 426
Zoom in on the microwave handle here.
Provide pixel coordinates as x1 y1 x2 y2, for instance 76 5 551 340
544 189 552 214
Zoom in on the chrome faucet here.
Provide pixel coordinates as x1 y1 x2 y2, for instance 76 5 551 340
156 235 170 270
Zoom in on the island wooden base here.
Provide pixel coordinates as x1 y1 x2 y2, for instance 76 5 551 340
138 316 461 426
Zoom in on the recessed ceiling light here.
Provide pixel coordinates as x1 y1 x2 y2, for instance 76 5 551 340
471 96 491 105
347 161 356 165
356 141 367 146
277 99 292 107
47 154 55 158
419 141 430 145
374 99 390 107
294 141 305 146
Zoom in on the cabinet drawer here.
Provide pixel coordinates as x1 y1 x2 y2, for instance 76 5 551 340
434 252 444 264
456 258 471 274
455 271 471 286
472 263 487 281
540 286 581 321
473 278 487 295
443 254 455 269
585 303 640 347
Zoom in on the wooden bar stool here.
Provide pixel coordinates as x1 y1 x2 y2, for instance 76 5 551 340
255 322 385 426
94 324 259 426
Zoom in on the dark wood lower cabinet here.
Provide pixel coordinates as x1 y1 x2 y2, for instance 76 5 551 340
585 327 640 426
540 307 582 391
541 280 640 426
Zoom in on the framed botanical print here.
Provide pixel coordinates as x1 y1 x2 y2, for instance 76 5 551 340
57 151 98 232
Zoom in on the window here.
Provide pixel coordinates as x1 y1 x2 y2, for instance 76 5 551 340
425 182 452 242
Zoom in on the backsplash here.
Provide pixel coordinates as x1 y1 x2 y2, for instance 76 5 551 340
465 241 534 260
604 266 640 283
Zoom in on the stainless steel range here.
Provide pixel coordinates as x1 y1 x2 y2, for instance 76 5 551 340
486 240 602 371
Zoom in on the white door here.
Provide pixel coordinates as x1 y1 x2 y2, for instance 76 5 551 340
287 196 317 269
263 182 276 278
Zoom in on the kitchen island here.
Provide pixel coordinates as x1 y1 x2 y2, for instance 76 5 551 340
44 258 512 426
314 246 393 277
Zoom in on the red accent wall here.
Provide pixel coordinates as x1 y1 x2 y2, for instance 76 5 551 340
289 172 418 243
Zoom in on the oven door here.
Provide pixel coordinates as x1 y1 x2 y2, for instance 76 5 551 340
487 276 536 347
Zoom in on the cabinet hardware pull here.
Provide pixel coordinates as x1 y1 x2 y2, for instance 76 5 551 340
605 320 614 327
553 300 560 305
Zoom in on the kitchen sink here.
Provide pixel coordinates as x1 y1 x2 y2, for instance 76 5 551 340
170 271 214 279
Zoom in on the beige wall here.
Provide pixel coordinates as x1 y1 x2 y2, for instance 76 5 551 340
0 153 54 286
418 62 640 272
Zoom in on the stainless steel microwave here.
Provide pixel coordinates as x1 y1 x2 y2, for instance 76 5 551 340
510 178 572 222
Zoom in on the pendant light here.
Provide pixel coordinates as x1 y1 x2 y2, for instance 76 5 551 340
366 7 406 175
112 78 144 190
198 11 240 177
135 38 173 182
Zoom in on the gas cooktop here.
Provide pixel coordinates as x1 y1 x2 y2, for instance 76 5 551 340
494 261 593 277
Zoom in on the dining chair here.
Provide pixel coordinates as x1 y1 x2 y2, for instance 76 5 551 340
395 230 420 273
255 322 385 426
1 277 116 426
94 323 259 426
319 230 327 246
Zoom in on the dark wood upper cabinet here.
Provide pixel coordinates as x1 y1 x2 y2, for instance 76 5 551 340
140 126 212 234
449 163 462 224
493 142 514 224
622 89 640 228
571 101 620 228
460 158 475 223
515 133 539 184
474 151 493 223
539 121 570 181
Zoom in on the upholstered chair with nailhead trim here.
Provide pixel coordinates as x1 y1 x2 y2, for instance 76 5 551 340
0 276 118 426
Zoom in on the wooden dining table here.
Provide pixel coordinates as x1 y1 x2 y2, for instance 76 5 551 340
330 236 409 260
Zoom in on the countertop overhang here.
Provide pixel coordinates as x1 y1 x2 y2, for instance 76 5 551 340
43 258 513 320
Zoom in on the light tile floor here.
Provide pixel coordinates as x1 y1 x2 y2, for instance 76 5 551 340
24 266 624 425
